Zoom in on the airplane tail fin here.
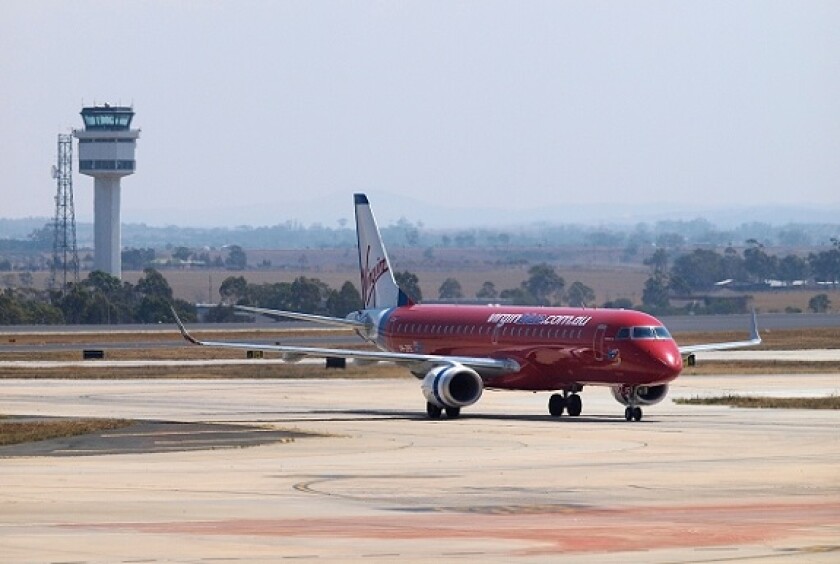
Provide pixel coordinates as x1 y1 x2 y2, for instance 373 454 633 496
354 193 414 309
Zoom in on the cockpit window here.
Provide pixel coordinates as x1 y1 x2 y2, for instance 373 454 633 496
654 326 672 339
629 325 673 340
615 327 630 339
632 326 655 339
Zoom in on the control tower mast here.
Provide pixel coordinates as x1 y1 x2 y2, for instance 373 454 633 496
73 104 140 279
49 133 80 292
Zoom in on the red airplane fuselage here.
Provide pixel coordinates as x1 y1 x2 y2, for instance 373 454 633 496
377 305 683 391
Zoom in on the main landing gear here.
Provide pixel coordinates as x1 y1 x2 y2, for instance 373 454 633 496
625 406 643 422
548 392 582 417
426 402 461 419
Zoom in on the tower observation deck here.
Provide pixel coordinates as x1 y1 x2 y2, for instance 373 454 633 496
73 105 140 278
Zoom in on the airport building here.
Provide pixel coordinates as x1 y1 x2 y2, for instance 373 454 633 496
73 105 140 279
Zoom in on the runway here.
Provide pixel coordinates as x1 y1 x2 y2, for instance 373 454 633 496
1 375 838 562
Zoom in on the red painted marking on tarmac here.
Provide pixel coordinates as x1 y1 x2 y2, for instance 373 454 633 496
63 501 840 555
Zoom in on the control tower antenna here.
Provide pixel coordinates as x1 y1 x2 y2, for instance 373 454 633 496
73 104 140 279
49 133 80 293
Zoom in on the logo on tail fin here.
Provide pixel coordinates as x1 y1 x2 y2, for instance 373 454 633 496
361 245 389 309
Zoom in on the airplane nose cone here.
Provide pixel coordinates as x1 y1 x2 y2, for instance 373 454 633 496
659 348 683 377
634 341 683 381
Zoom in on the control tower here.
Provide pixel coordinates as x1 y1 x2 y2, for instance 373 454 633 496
73 104 140 278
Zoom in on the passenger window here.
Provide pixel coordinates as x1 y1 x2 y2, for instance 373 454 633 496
615 327 630 340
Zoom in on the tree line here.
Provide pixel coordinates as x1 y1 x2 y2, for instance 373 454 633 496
0 263 598 325
0 269 194 325
210 275 363 322
416 264 596 308
2 244 837 325
211 264 596 321
640 240 840 314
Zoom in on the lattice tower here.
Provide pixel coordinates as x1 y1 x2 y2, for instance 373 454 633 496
50 133 80 292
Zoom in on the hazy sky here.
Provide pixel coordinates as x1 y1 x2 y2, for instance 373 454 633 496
1 1 838 227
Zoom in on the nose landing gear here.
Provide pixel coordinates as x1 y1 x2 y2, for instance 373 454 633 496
624 406 643 422
426 402 462 419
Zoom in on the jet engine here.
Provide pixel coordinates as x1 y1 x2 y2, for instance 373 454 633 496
421 364 484 408
611 384 669 406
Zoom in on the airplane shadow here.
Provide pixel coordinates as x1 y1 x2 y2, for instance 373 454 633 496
305 408 651 424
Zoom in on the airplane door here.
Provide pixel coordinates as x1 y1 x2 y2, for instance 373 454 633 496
492 323 503 345
593 324 607 361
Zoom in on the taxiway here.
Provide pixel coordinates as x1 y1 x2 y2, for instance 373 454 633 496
1 375 838 562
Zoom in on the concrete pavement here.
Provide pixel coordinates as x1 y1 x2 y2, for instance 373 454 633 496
0 375 838 562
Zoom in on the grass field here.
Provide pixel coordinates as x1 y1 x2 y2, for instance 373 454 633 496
674 395 840 409
0 418 132 446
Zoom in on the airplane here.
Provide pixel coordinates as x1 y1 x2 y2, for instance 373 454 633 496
174 193 761 422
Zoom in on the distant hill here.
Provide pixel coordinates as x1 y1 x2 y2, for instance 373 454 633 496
0 218 52 239
3 195 840 250
122 190 840 230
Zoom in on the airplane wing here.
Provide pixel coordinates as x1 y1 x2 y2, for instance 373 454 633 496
678 310 762 355
234 305 367 329
172 308 520 376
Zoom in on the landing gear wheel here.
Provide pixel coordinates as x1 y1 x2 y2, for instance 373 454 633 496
567 394 582 417
445 406 461 419
426 402 442 419
548 394 566 417
624 406 643 421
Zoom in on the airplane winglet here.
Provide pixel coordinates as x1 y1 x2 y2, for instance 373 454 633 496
749 309 761 345
170 306 202 346
678 309 762 355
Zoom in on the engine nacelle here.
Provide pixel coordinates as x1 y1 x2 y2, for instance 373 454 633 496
611 384 669 407
421 364 484 409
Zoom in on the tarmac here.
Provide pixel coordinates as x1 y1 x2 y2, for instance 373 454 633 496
0 374 838 562
3 348 840 370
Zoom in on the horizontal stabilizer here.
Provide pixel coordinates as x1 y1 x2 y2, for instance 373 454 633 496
234 305 367 329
